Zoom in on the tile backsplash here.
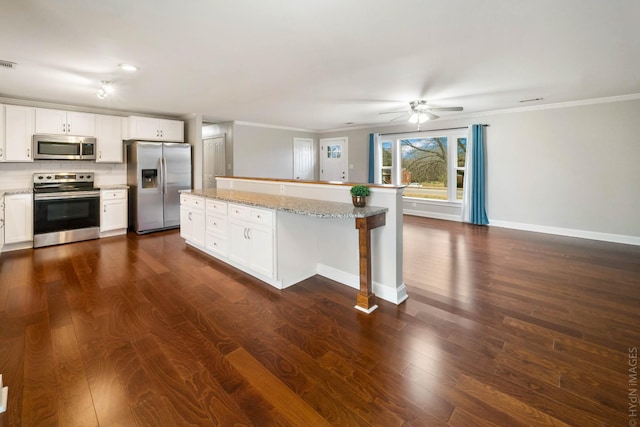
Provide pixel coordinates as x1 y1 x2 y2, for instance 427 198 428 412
0 161 126 190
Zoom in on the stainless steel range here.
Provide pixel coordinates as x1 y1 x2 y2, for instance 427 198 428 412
33 172 100 248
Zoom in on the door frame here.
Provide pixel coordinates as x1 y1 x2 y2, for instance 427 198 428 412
319 136 348 182
293 137 315 180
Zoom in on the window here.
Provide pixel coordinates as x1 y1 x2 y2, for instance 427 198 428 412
376 130 467 202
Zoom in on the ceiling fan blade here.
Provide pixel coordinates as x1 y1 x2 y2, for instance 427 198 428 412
425 111 440 120
379 110 409 115
429 106 463 112
390 113 409 122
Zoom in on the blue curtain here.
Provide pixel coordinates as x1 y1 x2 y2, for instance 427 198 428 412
368 133 375 183
470 124 489 225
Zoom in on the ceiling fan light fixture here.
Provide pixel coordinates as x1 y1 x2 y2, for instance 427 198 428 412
408 112 429 124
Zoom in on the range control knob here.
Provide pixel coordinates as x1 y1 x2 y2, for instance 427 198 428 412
37 175 44 180
46 176 52 179
79 175 84 179
86 175 91 179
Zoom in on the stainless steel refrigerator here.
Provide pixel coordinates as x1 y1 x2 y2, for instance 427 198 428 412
126 141 192 234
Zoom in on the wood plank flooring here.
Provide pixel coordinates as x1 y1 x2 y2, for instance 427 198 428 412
0 216 639 426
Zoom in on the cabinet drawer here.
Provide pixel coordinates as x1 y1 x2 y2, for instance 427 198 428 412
206 232 227 255
229 203 250 219
250 208 273 226
206 199 227 216
101 189 127 200
181 195 204 209
206 213 227 235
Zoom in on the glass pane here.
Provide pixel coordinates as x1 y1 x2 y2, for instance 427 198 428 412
400 137 448 200
328 145 341 159
457 137 467 167
381 167 391 184
457 170 464 200
382 141 392 167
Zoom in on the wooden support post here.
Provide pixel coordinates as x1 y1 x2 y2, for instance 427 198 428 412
354 212 386 313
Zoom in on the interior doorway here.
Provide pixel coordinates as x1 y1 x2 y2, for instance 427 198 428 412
293 137 315 180
203 134 226 189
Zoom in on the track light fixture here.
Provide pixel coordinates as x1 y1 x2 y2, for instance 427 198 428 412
96 80 114 99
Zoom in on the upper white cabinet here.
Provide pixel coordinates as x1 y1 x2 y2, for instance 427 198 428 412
127 116 184 142
35 108 96 136
95 114 124 163
4 105 35 162
0 104 5 161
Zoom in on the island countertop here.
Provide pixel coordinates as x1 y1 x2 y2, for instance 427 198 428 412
183 188 388 219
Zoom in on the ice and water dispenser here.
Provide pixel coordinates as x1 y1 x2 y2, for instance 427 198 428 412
141 169 158 189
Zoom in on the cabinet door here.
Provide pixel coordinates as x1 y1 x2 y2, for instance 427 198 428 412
180 206 205 246
0 104 5 161
67 111 96 136
101 199 127 232
95 115 123 163
248 225 274 278
159 119 184 142
35 108 67 134
5 105 35 162
128 116 160 140
4 194 33 244
228 220 250 266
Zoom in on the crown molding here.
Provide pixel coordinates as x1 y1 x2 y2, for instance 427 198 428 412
234 120 316 133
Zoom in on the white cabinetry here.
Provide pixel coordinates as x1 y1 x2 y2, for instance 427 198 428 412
35 108 95 136
4 105 35 162
4 193 33 244
95 115 124 163
228 203 274 279
0 104 4 161
180 194 205 246
205 199 228 257
100 189 128 233
127 116 184 142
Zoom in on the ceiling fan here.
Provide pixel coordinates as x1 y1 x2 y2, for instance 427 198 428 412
380 100 463 129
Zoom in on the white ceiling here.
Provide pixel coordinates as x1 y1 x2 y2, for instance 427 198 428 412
1 0 639 131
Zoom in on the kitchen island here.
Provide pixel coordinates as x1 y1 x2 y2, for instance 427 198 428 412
180 177 407 313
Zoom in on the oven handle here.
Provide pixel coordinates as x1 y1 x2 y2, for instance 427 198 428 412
34 191 101 200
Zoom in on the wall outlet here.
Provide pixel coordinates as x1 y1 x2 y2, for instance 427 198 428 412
349 164 354 169
280 184 285 193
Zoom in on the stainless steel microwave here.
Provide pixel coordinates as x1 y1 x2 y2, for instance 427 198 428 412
33 135 97 160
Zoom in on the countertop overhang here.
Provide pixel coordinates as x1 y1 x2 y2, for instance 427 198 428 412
184 188 388 219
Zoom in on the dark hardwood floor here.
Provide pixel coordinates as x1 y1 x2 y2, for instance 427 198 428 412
1 216 639 426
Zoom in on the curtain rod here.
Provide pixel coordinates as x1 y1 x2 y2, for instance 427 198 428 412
379 124 489 137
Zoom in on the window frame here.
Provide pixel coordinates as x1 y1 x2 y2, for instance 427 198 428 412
376 129 467 203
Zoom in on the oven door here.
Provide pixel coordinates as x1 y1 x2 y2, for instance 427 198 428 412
34 191 100 235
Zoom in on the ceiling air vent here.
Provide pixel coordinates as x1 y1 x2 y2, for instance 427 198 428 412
0 60 17 69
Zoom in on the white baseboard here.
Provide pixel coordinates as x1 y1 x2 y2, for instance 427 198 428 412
490 220 640 246
317 264 409 305
403 209 462 222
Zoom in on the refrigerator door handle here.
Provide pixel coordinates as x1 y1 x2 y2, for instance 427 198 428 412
163 156 168 195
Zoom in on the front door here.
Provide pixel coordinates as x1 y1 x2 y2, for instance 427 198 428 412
319 137 348 181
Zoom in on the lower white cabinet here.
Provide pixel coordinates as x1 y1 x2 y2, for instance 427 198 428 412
228 203 274 279
180 195 205 247
100 189 128 232
4 193 33 244
205 199 228 256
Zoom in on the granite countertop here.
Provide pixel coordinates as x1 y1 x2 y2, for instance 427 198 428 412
100 185 129 190
2 188 32 195
184 188 388 219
